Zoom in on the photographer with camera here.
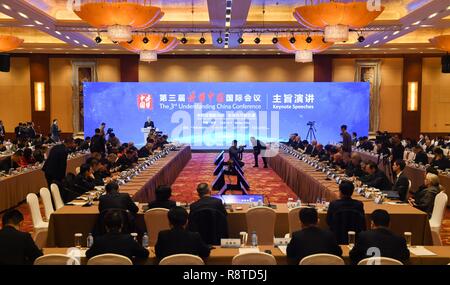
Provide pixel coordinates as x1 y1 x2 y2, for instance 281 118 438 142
228 140 245 168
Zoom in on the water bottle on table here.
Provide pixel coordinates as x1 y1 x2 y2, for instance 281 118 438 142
251 231 258 247
142 232 149 248
87 233 94 248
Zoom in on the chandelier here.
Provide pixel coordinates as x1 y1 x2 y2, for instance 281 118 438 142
429 35 450 52
293 1 384 42
276 35 333 63
0 35 24 52
119 35 178 62
73 1 164 42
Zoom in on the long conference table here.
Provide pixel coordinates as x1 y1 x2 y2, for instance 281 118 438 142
356 150 450 206
42 245 450 265
0 152 89 212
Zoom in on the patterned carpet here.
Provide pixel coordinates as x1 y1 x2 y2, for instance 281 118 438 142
1 152 449 245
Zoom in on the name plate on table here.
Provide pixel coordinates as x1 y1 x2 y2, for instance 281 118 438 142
221 239 241 248
274 238 291 246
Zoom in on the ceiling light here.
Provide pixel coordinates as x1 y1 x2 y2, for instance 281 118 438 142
18 12 29 19
2 4 11 10
254 37 261 44
383 36 388 40
34 20 43 25
272 37 278 44
217 37 223 44
289 36 296 44
199 36 206 44
365 44 370 48
393 31 400 35
162 37 169 44
45 26 50 30
74 40 80 44
95 36 102 44
82 44 88 48
180 37 187 44
295 50 312 63
66 36 71 40
374 40 379 44
358 36 365 43
143 37 149 44
127 40 133 44
55 31 61 35
238 37 244 44
306 36 312 43
412 20 421 25
428 12 438 19
405 26 410 30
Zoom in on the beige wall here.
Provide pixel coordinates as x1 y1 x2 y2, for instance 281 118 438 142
0 57 31 132
49 58 120 132
139 58 314 82
421 58 450 133
332 58 403 133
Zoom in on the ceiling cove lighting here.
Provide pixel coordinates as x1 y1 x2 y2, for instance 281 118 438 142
18 12 29 19
2 4 11 10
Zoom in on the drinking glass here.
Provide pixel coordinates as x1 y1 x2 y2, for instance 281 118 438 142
348 231 356 248
74 233 83 248
404 232 412 247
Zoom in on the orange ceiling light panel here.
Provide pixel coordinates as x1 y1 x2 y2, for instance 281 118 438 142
0 35 24 52
119 35 178 62
73 1 164 42
429 35 450 52
293 2 384 42
276 35 333 53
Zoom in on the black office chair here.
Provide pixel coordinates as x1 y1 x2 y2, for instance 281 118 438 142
330 208 366 244
188 208 228 245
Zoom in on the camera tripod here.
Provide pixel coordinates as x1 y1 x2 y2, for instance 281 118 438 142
306 125 317 142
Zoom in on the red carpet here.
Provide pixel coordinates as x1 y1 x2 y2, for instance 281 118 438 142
1 152 449 246
171 152 297 203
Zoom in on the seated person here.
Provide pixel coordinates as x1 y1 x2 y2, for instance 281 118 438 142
93 159 111 182
391 159 409 202
408 173 441 218
99 181 138 214
147 185 176 210
326 181 366 243
287 207 342 264
32 145 45 163
87 159 105 186
349 209 410 265
312 144 325 158
359 161 392 190
430 148 450 171
345 153 364 178
0 151 21 172
78 136 90 151
189 183 227 218
116 149 138 171
22 148 36 165
331 152 347 170
359 137 374 151
107 133 121 148
74 163 96 194
304 140 317 155
423 139 434 154
0 210 43 265
413 144 429 165
155 206 211 260
86 210 149 261
138 142 154 158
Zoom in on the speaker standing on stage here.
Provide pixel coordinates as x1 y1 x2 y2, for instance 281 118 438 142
144 116 155 129
250 137 268 168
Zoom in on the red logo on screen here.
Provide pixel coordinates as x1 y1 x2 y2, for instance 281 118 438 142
137 94 153 110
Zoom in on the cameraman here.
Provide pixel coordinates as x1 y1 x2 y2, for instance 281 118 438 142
228 140 245 167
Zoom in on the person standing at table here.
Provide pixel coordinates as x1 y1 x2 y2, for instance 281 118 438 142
431 148 450 171
413 144 429 165
50 119 60 142
42 138 73 188
391 159 410 202
90 128 106 155
340 125 352 155
0 210 43 265
287 207 342 264
349 210 410 265
155 206 211 260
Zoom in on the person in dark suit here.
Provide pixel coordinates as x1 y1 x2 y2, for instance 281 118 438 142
390 136 405 164
228 140 244 167
349 209 410 265
90 128 106 155
359 161 392 190
326 181 366 243
155 206 211 260
341 125 352 154
86 210 149 261
287 207 342 264
431 148 450 170
0 210 42 265
0 151 21 172
144 117 155 129
0 120 5 143
345 153 364 178
74 163 96 194
50 119 60 142
250 137 267 168
147 185 176 210
304 140 317 155
413 144 429 165
390 159 410 202
189 183 227 218
138 142 154 158
99 181 138 214
117 149 138 171
42 138 73 188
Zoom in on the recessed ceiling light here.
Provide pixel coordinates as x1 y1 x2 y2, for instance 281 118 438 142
365 44 370 48
374 40 379 44
383 36 388 40
55 31 61 35
420 24 432 27
412 20 421 25
2 4 11 10
393 31 400 35
23 24 34 27
18 12 28 19
404 26 410 30
45 26 50 30
428 12 438 19
74 40 80 44
82 44 88 48
65 36 70 40
447 5 450 10
34 20 43 25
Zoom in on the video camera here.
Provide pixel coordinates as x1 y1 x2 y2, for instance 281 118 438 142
307 121 315 127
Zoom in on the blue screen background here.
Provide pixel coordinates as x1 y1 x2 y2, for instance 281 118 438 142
84 82 369 149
